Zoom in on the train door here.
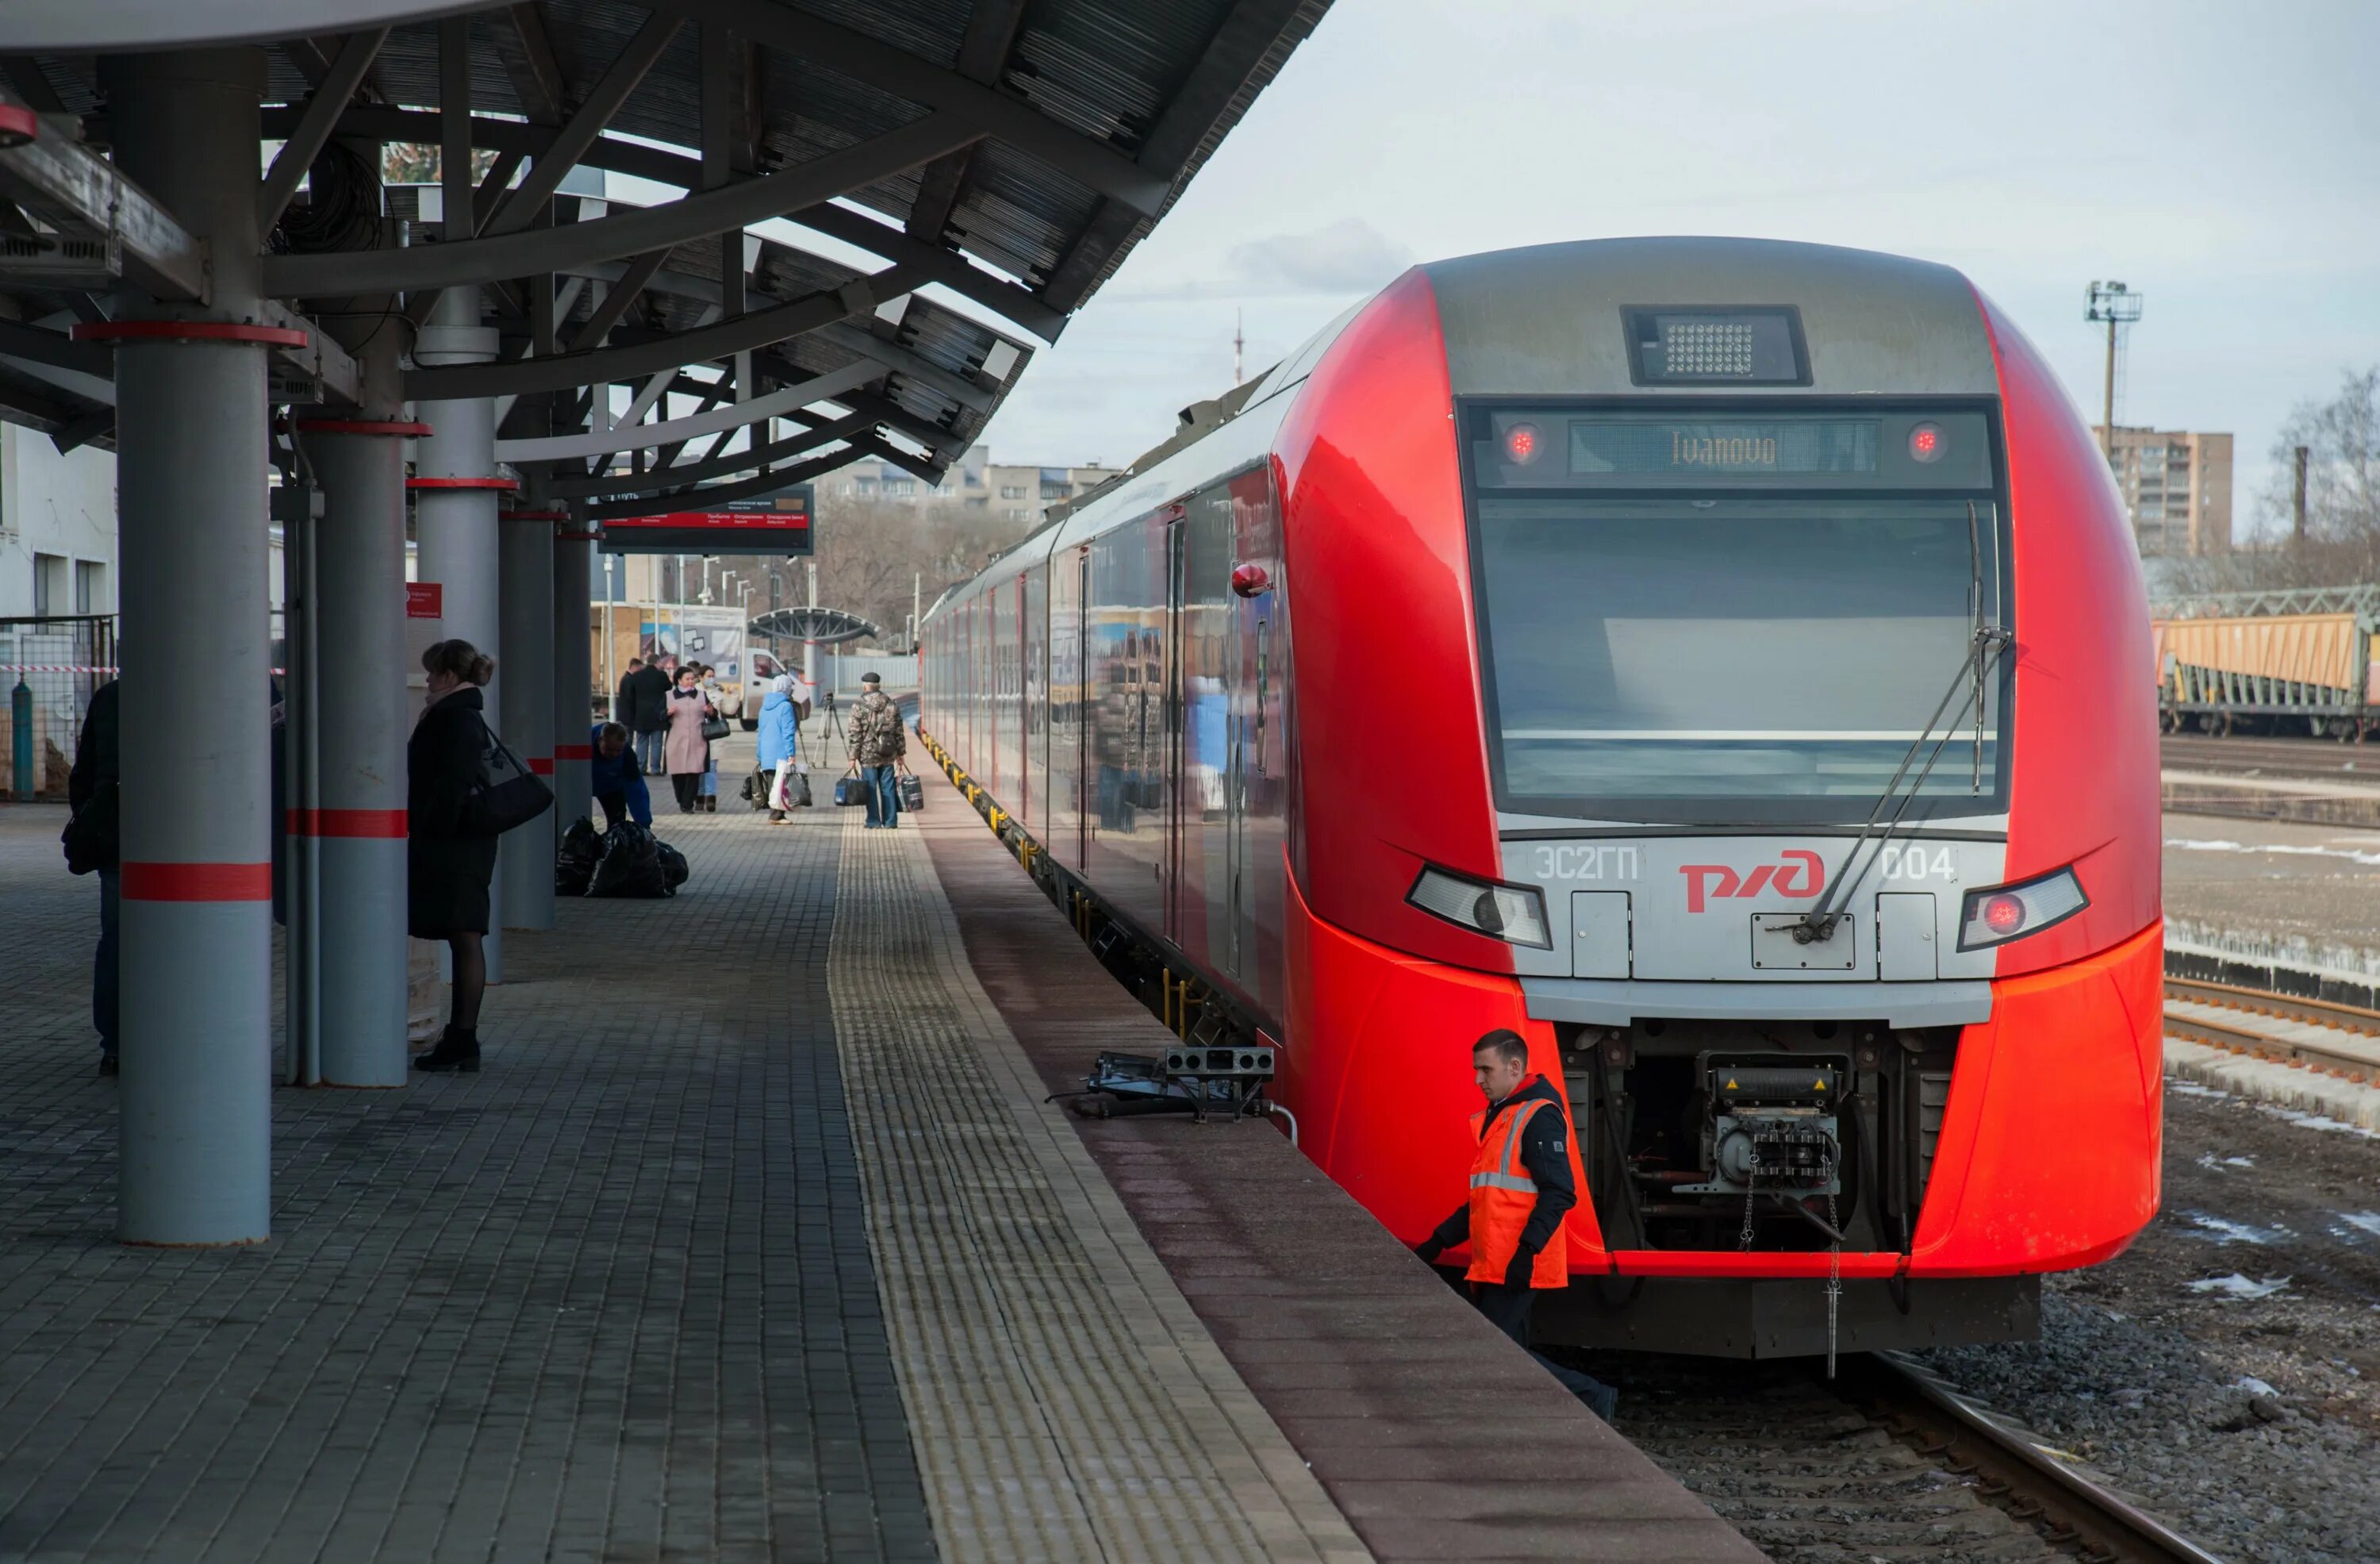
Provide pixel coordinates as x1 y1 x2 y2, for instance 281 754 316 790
1163 512 1188 942
1012 572 1028 827
1025 563 1049 844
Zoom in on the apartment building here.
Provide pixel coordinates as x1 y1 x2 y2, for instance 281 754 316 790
2092 424 2232 558
984 462 1127 528
813 444 991 508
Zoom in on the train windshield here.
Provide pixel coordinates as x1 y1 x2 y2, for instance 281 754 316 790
1472 487 2010 824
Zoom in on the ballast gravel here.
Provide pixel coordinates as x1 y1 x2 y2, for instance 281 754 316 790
1914 1080 2380 1563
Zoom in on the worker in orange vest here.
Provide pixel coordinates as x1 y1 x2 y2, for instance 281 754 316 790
1415 1028 1616 1419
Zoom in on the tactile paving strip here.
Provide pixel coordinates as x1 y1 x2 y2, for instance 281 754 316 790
827 816 1370 1564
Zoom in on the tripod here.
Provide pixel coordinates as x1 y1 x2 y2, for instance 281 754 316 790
805 688 853 768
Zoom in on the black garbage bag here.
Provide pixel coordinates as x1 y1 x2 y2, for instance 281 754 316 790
589 821 671 898
656 839 689 892
556 817 601 897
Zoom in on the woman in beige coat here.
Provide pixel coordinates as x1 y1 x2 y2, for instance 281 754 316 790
662 665 717 813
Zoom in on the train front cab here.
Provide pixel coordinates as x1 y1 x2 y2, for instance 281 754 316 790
1273 240 2163 1358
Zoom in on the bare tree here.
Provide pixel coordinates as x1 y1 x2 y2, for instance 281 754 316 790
2163 367 2380 596
704 498 1037 650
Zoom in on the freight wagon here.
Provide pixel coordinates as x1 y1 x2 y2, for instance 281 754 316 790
2152 586 2380 737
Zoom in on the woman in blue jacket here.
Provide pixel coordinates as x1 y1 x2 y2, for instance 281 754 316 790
588 721 652 829
756 674 800 822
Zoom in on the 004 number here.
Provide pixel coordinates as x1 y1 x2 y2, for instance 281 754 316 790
1877 846 1959 882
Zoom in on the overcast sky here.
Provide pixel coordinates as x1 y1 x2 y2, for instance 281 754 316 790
969 0 2380 537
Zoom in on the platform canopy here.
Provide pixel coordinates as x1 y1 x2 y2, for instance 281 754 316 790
0 0 1330 507
750 605 878 644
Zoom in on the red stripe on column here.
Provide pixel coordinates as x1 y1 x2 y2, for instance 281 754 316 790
407 475 520 491
554 744 593 760
282 809 409 837
528 757 555 775
122 862 273 901
317 809 409 838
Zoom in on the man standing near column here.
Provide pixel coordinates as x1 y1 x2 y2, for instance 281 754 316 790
624 655 670 776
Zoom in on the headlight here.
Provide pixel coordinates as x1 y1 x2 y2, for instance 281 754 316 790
1957 866 2088 951
1407 865 1551 949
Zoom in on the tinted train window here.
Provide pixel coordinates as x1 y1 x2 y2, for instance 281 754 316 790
1472 490 2009 823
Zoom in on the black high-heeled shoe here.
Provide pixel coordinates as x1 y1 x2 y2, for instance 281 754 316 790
413 1027 481 1073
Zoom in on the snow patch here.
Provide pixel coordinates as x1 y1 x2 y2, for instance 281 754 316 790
2185 1212 2286 1245
2186 1274 2293 1300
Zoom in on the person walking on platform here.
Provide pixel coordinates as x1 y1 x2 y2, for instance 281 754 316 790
662 664 718 814
64 678 121 1076
696 663 727 812
848 671 907 828
588 721 652 831
1413 1029 1619 1420
613 657 643 724
623 655 670 776
409 640 502 1074
756 673 800 822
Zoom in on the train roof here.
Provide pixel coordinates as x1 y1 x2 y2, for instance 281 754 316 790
1422 236 1998 399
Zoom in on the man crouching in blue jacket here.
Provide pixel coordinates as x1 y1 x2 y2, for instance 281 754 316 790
588 721 651 830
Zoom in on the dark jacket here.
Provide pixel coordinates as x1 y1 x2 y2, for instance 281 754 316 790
407 686 499 937
613 671 638 724
623 664 672 735
586 724 653 826
1420 1074 1579 1280
63 678 121 873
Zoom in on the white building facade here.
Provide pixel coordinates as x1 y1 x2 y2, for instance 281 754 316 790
0 425 117 619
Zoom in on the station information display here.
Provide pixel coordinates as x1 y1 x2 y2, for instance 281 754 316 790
601 484 814 555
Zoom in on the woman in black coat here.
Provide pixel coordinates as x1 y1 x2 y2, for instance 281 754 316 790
409 638 500 1073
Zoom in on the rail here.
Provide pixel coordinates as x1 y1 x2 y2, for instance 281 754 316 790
1844 1353 2228 1564
2163 975 2380 1083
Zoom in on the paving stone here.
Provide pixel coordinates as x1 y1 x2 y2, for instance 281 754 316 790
0 805 932 1562
826 815 1370 1564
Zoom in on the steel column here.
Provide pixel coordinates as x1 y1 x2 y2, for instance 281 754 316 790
411 285 507 980
102 49 272 1245
555 522 595 830
499 505 555 929
298 359 414 1084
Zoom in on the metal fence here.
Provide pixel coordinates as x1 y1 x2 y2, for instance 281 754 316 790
1 615 116 800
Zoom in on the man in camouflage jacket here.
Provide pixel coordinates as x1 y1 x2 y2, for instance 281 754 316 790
848 672 908 828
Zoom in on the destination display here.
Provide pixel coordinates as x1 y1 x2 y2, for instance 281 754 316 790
1570 418 1879 475
1472 409 1994 490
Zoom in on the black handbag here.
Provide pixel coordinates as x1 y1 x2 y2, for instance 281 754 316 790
833 770 867 807
461 718 554 837
700 715 731 742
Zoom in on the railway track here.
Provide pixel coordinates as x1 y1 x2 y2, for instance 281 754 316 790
2162 734 2380 782
2163 975 2380 1083
1594 1348 2225 1563
1844 1354 2224 1564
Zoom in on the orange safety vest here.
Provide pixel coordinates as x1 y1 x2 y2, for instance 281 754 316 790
1466 1084 1569 1289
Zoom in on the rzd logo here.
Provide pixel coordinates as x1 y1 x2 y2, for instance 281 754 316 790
1679 850 1825 913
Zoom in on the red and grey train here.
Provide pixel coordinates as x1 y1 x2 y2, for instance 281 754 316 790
918 238 2162 1356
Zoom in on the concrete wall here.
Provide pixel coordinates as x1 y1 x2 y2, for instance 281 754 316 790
0 425 119 618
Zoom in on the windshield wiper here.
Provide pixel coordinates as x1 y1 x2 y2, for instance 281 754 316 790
1785 501 2009 946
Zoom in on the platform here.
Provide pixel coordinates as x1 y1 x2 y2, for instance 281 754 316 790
0 784 1756 1562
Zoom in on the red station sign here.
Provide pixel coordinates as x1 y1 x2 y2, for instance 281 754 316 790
601 500 813 557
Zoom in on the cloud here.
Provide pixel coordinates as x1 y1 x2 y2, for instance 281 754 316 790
1227 217 1415 295
1115 217 1416 303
